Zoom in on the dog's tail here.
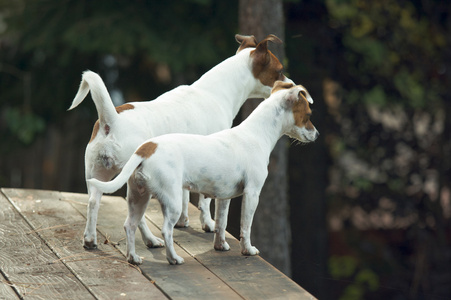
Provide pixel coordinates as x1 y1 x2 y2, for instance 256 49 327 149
87 154 145 194
68 70 118 125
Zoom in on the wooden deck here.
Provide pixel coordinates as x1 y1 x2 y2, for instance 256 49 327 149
0 188 315 300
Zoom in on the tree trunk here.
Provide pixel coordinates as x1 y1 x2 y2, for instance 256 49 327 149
238 0 291 276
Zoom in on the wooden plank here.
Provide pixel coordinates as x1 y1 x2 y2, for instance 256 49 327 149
0 191 93 300
146 199 316 300
2 188 167 300
62 191 243 300
0 272 20 300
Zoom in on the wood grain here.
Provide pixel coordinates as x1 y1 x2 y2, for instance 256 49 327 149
62 191 243 300
0 191 94 299
2 188 167 300
0 272 20 299
1 188 315 300
146 198 316 300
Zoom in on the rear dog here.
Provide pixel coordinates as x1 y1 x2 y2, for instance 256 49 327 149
88 81 319 265
69 34 292 249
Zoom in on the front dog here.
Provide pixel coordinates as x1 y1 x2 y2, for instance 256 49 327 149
69 34 292 249
88 81 319 265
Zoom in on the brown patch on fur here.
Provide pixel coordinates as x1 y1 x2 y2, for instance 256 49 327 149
115 103 134 114
89 120 100 143
235 34 258 53
88 104 134 144
249 35 284 87
251 50 284 87
292 94 314 131
136 142 158 159
271 81 295 94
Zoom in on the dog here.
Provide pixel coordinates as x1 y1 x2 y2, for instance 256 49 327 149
87 81 319 265
69 34 292 250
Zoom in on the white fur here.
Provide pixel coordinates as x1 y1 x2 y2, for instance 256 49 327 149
88 83 319 265
69 35 292 249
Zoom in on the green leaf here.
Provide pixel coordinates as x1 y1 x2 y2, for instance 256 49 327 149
4 107 46 144
393 69 425 108
363 85 386 106
329 255 358 278
355 269 380 291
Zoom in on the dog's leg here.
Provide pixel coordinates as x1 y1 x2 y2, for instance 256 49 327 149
84 166 117 249
129 181 165 248
198 194 216 232
138 216 164 248
175 189 189 228
160 189 185 265
83 185 103 249
124 183 151 265
239 192 260 256
214 198 231 251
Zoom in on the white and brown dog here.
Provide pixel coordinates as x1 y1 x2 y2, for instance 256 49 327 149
88 81 319 265
69 34 292 249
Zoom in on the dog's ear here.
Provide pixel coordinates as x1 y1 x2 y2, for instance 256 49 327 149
252 34 283 65
283 85 314 107
261 34 283 45
255 35 282 55
298 86 314 104
235 34 258 53
271 80 295 94
285 89 300 107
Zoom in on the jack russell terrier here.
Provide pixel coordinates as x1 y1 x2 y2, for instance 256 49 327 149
69 34 292 250
88 81 319 265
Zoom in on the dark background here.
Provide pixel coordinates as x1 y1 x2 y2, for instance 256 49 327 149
1 1 450 299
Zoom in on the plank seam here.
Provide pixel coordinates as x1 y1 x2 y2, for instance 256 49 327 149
0 265 22 299
0 190 33 300
133 196 247 300
1 189 99 300
66 195 173 300
175 240 247 300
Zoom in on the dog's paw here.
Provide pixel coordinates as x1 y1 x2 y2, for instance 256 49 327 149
241 246 260 256
145 237 165 248
127 254 143 265
167 255 185 265
175 217 189 228
83 239 98 250
202 220 216 232
214 241 230 251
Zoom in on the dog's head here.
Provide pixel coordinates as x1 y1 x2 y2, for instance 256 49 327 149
272 81 319 143
235 34 293 98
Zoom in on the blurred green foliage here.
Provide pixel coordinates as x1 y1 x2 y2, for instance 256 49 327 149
4 107 45 144
323 0 449 210
326 0 447 109
0 0 238 148
4 0 234 70
329 255 380 300
321 1 450 299
1 1 450 299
